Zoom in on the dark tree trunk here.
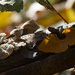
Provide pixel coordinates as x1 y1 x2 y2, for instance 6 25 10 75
0 46 75 75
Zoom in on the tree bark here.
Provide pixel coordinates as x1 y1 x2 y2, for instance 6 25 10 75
0 46 75 75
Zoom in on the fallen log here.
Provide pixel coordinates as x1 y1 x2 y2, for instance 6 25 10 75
0 46 75 75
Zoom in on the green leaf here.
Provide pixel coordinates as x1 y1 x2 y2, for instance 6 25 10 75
0 0 23 12
35 0 55 11
49 0 55 4
36 0 49 8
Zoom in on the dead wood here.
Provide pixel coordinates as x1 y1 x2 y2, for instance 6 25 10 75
0 45 75 75
0 21 75 75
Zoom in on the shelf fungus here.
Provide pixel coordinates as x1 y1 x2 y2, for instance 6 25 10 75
21 20 40 34
0 33 6 43
7 28 23 41
13 42 26 50
21 31 47 49
15 20 40 35
7 20 39 41
0 44 14 60
0 20 40 60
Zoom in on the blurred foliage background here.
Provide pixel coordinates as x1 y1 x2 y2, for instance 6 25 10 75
0 0 75 36
0 0 75 74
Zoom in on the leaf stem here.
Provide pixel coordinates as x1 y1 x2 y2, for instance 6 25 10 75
46 0 69 24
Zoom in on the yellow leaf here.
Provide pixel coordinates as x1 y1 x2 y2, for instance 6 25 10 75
66 9 75 22
36 13 63 27
0 12 14 29
38 27 75 53
62 29 71 34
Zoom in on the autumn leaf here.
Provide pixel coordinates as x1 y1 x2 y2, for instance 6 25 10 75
66 9 75 22
0 11 14 28
38 23 75 53
65 0 75 22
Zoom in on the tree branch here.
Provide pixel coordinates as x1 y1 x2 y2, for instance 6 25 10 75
0 46 75 75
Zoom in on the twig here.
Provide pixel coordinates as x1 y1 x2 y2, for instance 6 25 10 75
46 0 69 24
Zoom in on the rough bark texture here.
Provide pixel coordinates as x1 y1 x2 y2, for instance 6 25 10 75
0 46 75 75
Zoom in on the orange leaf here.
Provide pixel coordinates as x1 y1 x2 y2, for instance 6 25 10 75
0 11 14 28
38 26 75 53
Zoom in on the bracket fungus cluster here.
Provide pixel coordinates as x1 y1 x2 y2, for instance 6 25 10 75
0 20 75 60
0 20 41 60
